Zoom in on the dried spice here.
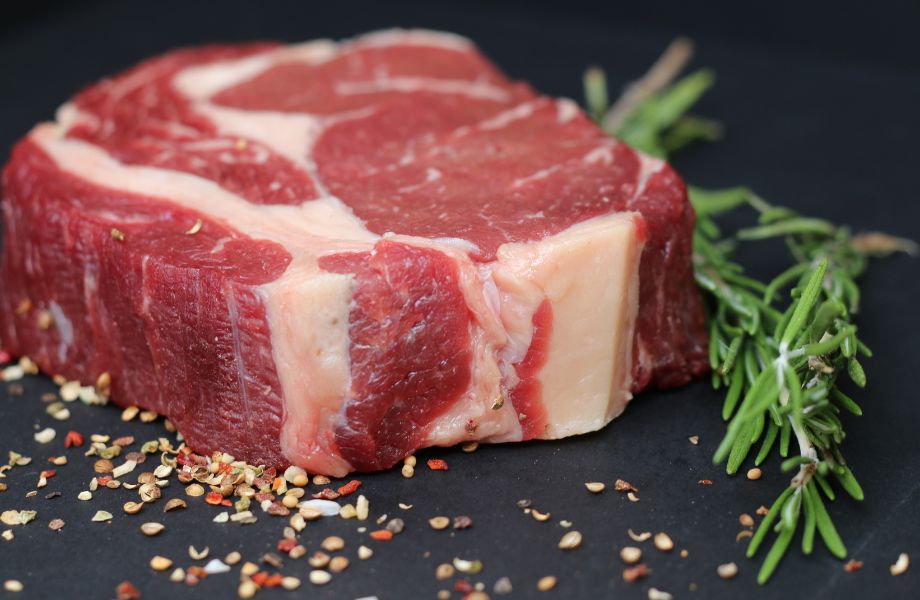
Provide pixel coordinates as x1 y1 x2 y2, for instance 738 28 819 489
427 459 449 471
185 219 204 235
94 459 114 474
620 547 642 564
185 484 205 497
48 518 65 531
435 563 455 580
717 562 738 579
453 558 483 575
164 498 187 512
627 529 651 542
843 559 863 573
281 576 301 590
622 564 649 583
312 488 340 500
536 576 557 592
356 494 370 521
115 581 140 600
558 530 582 550
123 502 143 515
386 518 405 534
337 479 362 496
321 536 345 552
34 428 56 444
531 509 551 522
648 588 673 600
614 479 639 493
141 523 165 536
112 460 137 479
309 570 332 586
654 532 674 552
308 552 330 569
150 556 173 571
493 576 513 595
890 553 909 576
329 556 349 573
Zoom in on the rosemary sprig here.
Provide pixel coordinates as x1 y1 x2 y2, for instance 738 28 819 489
584 43 915 583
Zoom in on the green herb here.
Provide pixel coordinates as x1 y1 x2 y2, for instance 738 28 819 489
583 41 915 583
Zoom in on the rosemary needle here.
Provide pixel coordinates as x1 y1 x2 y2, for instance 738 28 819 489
584 40 913 584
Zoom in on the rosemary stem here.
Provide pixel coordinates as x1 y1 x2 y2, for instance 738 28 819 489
790 415 818 488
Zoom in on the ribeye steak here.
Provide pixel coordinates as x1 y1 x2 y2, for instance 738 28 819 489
0 30 707 475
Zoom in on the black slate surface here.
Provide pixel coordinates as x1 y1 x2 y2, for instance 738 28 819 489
1 1 919 598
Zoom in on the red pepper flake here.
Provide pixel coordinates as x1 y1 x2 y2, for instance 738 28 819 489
614 479 639 493
125 452 146 464
96 476 112 486
756 505 769 516
254 492 275 503
370 529 393 541
40 470 57 479
218 462 233 475
698 479 714 486
262 467 277 479
453 515 473 529
221 499 233 507
0 350 11 364
427 459 449 471
622 564 649 583
266 502 290 517
844 559 864 573
312 488 341 500
337 479 362 496
266 573 284 588
112 436 135 447
64 431 84 448
115 580 141 600
251 572 269 587
277 538 296 553
187 566 207 579
205 491 223 505
454 579 473 593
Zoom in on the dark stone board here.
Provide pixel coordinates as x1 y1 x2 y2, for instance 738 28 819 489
1 1 918 598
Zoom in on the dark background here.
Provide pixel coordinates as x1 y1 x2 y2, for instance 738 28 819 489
1 1 918 598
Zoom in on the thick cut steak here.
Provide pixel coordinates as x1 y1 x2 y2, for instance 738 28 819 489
0 30 707 475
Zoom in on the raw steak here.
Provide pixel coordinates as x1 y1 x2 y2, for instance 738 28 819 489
0 30 707 475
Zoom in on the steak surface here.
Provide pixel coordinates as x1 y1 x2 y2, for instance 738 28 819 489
0 30 707 474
